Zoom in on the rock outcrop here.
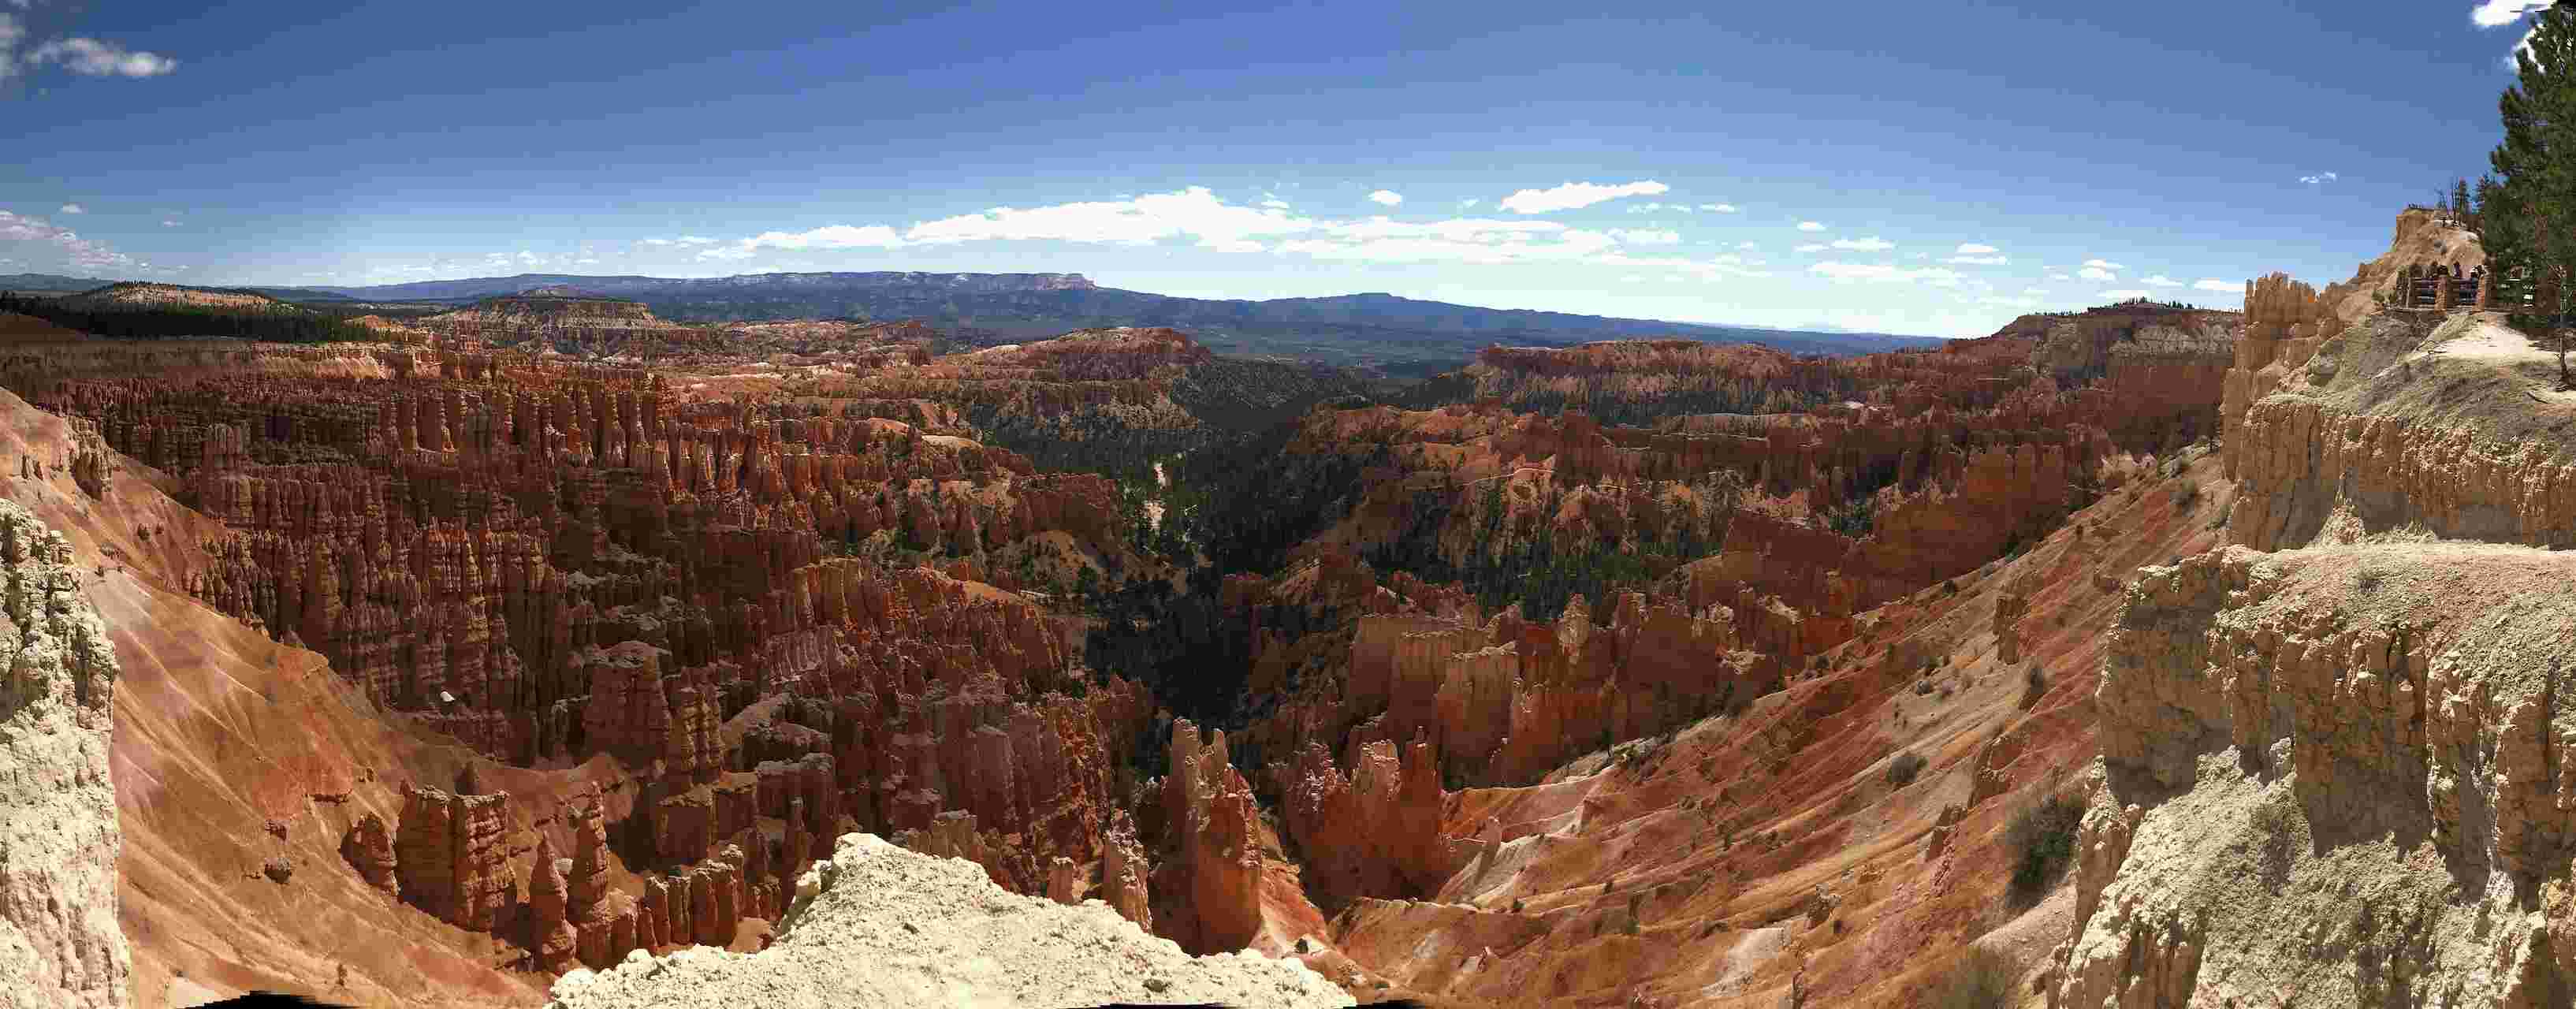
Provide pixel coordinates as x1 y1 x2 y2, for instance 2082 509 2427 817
545 833 1352 1009
529 835 577 973
2057 250 2576 1006
2063 545 2576 1007
1154 720 1266 955
395 784 513 932
0 501 129 1009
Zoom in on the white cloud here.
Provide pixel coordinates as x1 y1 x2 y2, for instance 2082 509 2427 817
1955 243 1999 255
2083 259 2125 270
1795 243 1828 253
1945 254 2008 266
0 208 139 270
713 224 905 259
1457 198 1478 210
2142 274 2183 288
2474 1 2552 28
1796 221 1827 232
1699 203 1738 213
57 203 83 214
2078 266 2116 281
679 185 1780 280
29 36 177 77
2101 289 2150 300
2046 271 2074 281
1606 228 1682 245
642 235 720 247
2192 278 2240 292
1830 236 1894 251
2298 171 2338 185
160 218 179 227
1368 190 1405 207
2022 287 2049 296
1498 180 1669 214
1264 199 1293 210
1809 261 1965 288
1735 241 1759 251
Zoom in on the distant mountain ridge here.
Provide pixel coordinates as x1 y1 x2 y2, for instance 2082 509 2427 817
6 269 1941 374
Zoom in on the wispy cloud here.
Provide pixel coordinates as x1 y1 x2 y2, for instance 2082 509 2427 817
29 37 176 77
2083 259 2126 270
641 235 721 247
4 7 180 87
1809 261 1964 288
1954 243 1999 255
2191 278 2240 293
1829 236 1894 251
1795 243 1828 253
1368 189 1405 207
160 218 179 227
1606 228 1683 245
2298 171 2338 184
2142 274 2183 288
1796 221 1827 233
0 208 139 270
2474 1 2552 28
687 185 1763 279
1456 198 1478 210
1699 203 1738 213
2078 266 2115 281
1498 180 1668 214
57 203 82 214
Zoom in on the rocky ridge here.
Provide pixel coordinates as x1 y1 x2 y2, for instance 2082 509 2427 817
2053 251 2576 1004
545 832 1351 1009
0 498 128 1009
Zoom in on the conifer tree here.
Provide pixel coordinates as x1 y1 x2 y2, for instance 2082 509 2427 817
2492 2 2576 386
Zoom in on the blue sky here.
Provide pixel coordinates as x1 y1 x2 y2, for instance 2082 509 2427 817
0 0 2557 337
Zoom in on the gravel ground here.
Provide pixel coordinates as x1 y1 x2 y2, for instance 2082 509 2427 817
547 833 1353 1009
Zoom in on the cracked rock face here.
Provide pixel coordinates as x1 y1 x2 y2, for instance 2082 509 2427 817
2061 545 2576 1008
0 500 129 1009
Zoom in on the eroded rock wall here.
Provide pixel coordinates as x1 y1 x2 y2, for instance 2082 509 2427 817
0 501 128 1009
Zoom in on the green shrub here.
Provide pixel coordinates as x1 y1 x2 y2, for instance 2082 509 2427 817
1923 944 2019 1009
1886 750 1928 786
2006 791 2085 907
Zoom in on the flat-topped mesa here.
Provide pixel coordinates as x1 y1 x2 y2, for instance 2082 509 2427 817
412 292 720 359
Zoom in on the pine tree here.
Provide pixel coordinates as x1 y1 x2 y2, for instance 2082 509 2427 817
2492 2 2576 388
